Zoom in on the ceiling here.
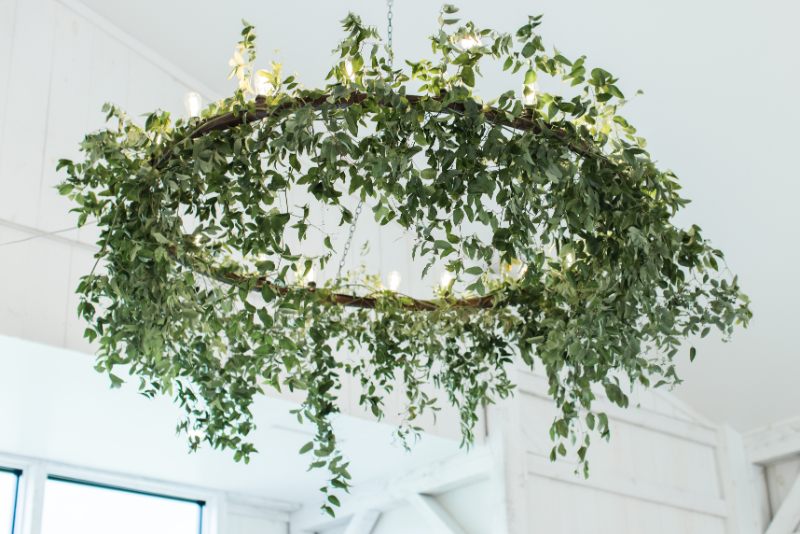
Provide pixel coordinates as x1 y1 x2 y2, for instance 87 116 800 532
75 0 800 432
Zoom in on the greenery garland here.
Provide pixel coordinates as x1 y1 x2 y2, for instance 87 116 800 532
58 6 751 515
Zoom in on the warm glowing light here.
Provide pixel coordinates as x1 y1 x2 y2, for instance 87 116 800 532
522 82 539 107
459 36 481 50
388 271 401 291
306 266 316 285
344 59 355 80
440 271 454 289
184 92 202 118
254 71 274 96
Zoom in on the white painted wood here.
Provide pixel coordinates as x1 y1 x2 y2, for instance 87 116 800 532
746 417 800 465
290 449 491 533
0 0 57 228
527 453 727 518
752 464 773 532
716 425 761 534
17 461 46 534
343 510 381 534
517 370 718 447
486 385 527 534
0 0 19 151
57 0 221 103
765 458 800 519
765 469 800 534
406 493 466 534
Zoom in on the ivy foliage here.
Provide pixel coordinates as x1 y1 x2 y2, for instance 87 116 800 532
58 7 751 515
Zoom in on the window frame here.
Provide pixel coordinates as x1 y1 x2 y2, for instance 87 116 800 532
44 475 204 534
0 467 21 534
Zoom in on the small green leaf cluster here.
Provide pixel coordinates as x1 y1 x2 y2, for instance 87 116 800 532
57 8 751 513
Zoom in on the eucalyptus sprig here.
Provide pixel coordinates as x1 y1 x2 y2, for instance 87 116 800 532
58 8 751 516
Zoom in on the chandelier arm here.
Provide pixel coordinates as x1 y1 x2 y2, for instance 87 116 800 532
155 92 595 170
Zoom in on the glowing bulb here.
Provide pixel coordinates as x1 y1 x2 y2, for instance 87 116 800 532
305 266 316 285
518 265 528 277
440 271 454 289
344 59 355 80
254 71 274 96
522 82 539 107
565 253 573 267
388 271 401 292
459 36 481 50
184 92 202 118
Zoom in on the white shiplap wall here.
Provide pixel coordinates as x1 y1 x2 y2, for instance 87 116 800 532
0 0 216 354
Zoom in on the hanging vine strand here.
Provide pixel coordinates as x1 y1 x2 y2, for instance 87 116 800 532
57 8 751 516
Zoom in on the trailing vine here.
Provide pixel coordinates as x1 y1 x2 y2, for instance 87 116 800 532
58 7 751 515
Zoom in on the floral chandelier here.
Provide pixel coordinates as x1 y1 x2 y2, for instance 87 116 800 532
58 5 751 515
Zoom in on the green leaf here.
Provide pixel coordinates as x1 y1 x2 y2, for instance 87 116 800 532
521 42 536 58
299 441 314 454
461 66 475 87
465 266 483 275
690 347 697 362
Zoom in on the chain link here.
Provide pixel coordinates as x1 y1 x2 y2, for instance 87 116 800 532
387 0 394 67
336 202 363 280
335 0 394 282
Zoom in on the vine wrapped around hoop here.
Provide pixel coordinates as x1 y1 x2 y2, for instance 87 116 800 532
58 7 751 516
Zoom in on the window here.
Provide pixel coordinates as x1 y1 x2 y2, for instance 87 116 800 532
41 476 203 534
0 468 20 534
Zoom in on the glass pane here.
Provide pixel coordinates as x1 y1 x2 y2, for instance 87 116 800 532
0 471 17 534
41 479 201 534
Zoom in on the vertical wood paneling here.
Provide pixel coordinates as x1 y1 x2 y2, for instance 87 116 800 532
0 0 19 150
37 3 94 233
0 0 57 227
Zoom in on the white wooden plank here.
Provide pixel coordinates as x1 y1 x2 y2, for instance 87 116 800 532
406 493 466 534
766 458 800 518
17 461 46 534
527 453 728 518
517 370 718 447
716 424 761 534
57 0 220 103
290 449 491 533
0 0 57 227
36 2 94 233
745 417 800 465
0 0 19 149
765 469 800 534
0 226 72 347
486 382 527 534
343 510 381 534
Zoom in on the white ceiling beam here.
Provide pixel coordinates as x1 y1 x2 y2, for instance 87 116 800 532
343 510 380 534
744 418 800 465
765 470 800 534
290 448 491 533
407 493 466 534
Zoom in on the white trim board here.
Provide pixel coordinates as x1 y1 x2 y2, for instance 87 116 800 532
57 0 222 103
527 453 728 518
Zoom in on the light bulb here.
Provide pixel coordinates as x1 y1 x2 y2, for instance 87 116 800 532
387 271 401 291
440 270 454 289
522 82 539 107
518 265 528 277
184 92 202 118
254 71 274 96
306 266 316 285
344 59 355 80
459 36 481 50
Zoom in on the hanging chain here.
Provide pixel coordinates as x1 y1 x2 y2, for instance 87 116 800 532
387 0 394 67
335 1 394 282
